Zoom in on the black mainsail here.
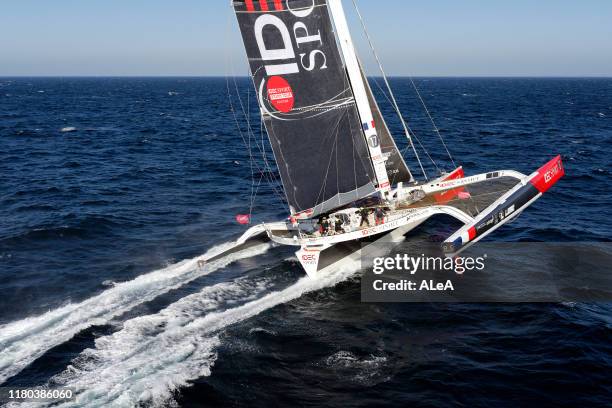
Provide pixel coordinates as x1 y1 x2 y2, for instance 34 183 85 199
233 0 377 218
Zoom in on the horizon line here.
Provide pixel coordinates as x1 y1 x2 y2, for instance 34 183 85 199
1 75 611 79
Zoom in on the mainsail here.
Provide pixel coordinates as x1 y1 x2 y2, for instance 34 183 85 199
233 0 378 218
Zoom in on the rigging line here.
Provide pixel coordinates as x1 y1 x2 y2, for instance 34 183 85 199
407 76 457 168
246 80 293 206
224 14 286 206
227 80 281 203
258 141 285 201
259 116 277 190
312 108 348 211
230 73 286 202
244 79 269 212
336 119 340 208
225 7 287 205
238 79 269 216
249 171 265 217
347 106 362 202
245 78 267 214
237 76 289 203
258 116 285 206
226 72 285 205
351 0 428 180
313 111 344 209
370 77 442 175
246 77 256 211
230 76 274 190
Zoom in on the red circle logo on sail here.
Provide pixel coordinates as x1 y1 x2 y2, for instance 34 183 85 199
267 76 294 113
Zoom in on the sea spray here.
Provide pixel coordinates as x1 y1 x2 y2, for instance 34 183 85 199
0 243 271 384
48 258 360 407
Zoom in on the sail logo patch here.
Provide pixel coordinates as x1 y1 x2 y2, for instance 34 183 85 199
368 135 380 148
267 76 295 113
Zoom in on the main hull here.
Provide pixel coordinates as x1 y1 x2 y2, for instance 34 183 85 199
315 221 419 276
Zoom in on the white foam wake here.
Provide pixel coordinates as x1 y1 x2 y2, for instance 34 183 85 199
50 258 360 407
0 242 271 384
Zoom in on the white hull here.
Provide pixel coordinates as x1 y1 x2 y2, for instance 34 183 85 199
202 157 563 278
313 220 420 277
292 206 472 277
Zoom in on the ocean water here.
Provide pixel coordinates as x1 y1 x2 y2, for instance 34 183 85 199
0 77 611 407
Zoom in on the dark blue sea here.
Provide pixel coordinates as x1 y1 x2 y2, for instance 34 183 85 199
0 77 611 407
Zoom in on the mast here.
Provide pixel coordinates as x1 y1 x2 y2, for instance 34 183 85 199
328 0 391 192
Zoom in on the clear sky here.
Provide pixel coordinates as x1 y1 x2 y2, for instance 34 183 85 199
1 0 611 76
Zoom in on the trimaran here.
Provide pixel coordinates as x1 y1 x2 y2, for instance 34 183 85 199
204 0 564 277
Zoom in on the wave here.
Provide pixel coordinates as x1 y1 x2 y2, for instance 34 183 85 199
0 226 98 243
0 216 135 243
324 351 390 386
46 258 360 407
0 242 271 385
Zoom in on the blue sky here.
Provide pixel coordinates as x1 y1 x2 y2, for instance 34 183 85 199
1 0 611 76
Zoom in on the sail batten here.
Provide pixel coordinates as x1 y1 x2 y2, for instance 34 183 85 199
233 0 377 218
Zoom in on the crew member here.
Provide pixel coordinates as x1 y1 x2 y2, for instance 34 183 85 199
375 207 386 225
335 217 344 234
359 208 371 227
319 217 330 236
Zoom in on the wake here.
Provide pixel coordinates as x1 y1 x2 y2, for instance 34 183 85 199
46 258 360 407
0 242 271 385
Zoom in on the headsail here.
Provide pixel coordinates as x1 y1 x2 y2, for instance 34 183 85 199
233 0 377 218
360 65 414 185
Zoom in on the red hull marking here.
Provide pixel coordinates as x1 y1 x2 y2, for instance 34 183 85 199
273 0 283 10
245 0 255 12
468 226 477 241
434 167 466 203
259 0 269 11
530 155 564 193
